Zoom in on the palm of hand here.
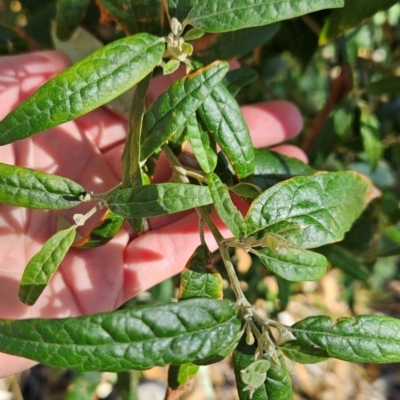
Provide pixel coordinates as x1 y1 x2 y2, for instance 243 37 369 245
0 51 304 377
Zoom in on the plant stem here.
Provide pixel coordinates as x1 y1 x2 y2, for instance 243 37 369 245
196 206 247 304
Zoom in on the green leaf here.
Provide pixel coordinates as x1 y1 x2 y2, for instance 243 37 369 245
223 67 258 97
185 0 344 33
179 245 223 299
360 107 382 169
96 0 137 34
0 298 241 371
230 183 262 200
163 59 181 75
247 149 314 191
183 27 205 41
122 72 151 190
65 371 102 400
265 352 293 400
195 24 280 64
107 183 213 218
0 162 85 209
0 33 165 145
197 73 255 179
320 0 399 44
245 171 374 249
140 61 229 161
207 172 246 238
19 226 76 306
168 0 197 21
233 337 268 400
317 245 369 281
241 360 271 396
254 245 328 282
186 114 217 173
167 362 199 390
56 0 91 41
365 77 400 96
277 276 290 311
73 210 125 249
279 340 330 364
290 314 400 363
121 73 152 233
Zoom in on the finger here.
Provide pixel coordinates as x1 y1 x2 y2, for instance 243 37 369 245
122 210 231 300
269 144 308 164
0 354 36 378
0 51 71 119
241 100 303 148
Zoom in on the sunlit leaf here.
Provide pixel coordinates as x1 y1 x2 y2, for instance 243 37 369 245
140 61 229 161
185 0 344 33
107 183 213 218
179 244 223 300
19 226 76 306
0 33 165 145
207 172 246 238
290 315 400 363
0 298 241 371
0 162 84 210
245 171 375 249
186 114 217 173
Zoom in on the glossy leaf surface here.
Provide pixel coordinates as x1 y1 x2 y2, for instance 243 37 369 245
186 114 217 173
320 0 398 44
233 337 268 400
179 245 223 300
185 0 344 33
254 246 328 281
197 77 255 179
195 24 280 64
0 33 165 145
0 162 84 209
19 227 76 306
140 61 229 161
73 210 124 249
248 149 314 191
290 315 400 363
0 298 240 371
56 0 91 40
279 340 330 364
265 352 292 400
107 183 213 218
207 172 246 238
245 171 374 249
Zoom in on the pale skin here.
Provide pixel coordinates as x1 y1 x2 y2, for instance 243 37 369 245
0 51 307 377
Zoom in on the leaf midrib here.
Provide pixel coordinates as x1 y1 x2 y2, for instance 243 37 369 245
3 39 163 134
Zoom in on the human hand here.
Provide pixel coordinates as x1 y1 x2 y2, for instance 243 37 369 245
0 51 306 377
